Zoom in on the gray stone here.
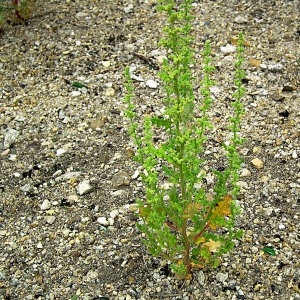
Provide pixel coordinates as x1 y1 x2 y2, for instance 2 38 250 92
3 128 19 149
216 272 228 283
197 270 205 286
111 171 130 188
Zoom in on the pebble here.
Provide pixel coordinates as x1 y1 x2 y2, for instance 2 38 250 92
75 11 88 18
234 16 248 24
110 209 119 219
131 74 144 82
56 148 66 156
197 271 205 286
40 200 51 211
105 87 115 96
156 55 167 65
131 169 140 179
102 61 110 67
44 216 56 224
268 63 284 72
249 58 261 67
97 217 110 226
240 168 251 177
124 5 134 14
220 44 236 54
146 80 158 89
90 117 107 130
278 224 285 229
216 272 228 283
71 91 81 97
251 158 264 169
77 180 93 195
111 171 131 188
3 128 19 149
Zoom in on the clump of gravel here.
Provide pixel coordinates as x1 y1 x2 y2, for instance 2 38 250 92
0 0 299 299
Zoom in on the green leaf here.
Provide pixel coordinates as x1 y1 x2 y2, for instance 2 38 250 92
70 296 79 300
72 82 87 88
263 246 276 256
150 116 171 129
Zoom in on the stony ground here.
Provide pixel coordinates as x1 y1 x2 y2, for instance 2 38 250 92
0 0 299 299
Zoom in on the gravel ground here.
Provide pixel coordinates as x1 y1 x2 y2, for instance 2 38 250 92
0 0 299 299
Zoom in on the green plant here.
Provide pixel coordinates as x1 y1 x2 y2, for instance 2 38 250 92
124 0 245 279
0 0 36 31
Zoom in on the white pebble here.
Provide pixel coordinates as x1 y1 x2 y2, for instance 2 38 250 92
40 200 51 211
241 168 251 177
146 80 158 89
110 209 119 219
77 180 93 195
97 217 109 226
71 91 81 97
56 148 66 156
220 44 236 54
44 216 56 224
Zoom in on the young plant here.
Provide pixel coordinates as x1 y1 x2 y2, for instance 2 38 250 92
0 0 36 31
124 0 245 279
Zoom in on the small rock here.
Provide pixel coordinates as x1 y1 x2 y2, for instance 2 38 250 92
209 86 221 97
270 93 284 102
234 16 248 24
146 80 158 89
36 242 43 249
124 5 134 14
56 148 66 156
110 209 119 219
128 203 139 212
216 272 228 283
44 216 56 224
99 153 110 163
150 49 162 56
240 168 251 177
131 74 144 82
0 149 10 157
220 44 236 54
197 270 205 286
278 224 285 229
249 58 261 67
97 217 109 226
131 169 140 179
40 200 51 211
20 184 31 192
268 63 283 72
15 115 26 122
71 91 81 97
90 117 107 130
102 61 110 67
3 128 19 149
86 270 99 281
0 230 7 236
156 55 167 65
112 171 131 188
77 180 93 195
76 11 88 18
251 158 264 169
105 87 115 96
